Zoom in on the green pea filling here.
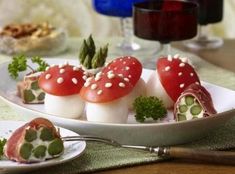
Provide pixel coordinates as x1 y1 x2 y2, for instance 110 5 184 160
40 127 54 141
33 145 47 159
185 96 194 106
31 81 39 90
179 105 188 113
48 138 64 156
37 92 45 101
177 114 186 121
190 105 202 115
20 143 33 160
24 90 35 102
25 129 37 142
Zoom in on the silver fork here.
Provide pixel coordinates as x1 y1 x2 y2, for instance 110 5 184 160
62 135 235 165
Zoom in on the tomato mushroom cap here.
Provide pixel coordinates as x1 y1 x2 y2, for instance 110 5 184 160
102 56 142 86
157 56 200 102
39 64 86 96
80 71 133 103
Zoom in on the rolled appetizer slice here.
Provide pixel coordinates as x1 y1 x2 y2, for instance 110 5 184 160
174 83 217 121
4 117 64 163
17 72 45 104
80 71 133 123
147 55 200 108
103 56 146 109
38 63 86 118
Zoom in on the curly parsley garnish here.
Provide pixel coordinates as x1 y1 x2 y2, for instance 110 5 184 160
8 55 49 79
133 96 167 122
31 56 49 72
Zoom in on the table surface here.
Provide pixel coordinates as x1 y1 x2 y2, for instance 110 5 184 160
96 39 235 174
174 39 235 73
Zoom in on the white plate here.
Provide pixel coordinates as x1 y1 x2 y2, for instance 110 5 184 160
0 59 235 146
0 120 86 174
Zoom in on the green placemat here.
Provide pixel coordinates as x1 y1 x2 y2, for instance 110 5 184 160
26 117 235 174
0 38 235 174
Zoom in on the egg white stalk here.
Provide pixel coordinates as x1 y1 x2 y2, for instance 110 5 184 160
45 93 84 118
146 71 174 108
86 98 128 123
125 78 146 109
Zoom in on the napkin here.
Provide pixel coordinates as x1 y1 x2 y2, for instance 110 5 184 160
0 38 235 174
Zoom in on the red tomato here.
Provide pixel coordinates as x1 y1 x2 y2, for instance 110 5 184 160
102 56 142 86
39 64 85 96
80 72 133 103
157 57 200 102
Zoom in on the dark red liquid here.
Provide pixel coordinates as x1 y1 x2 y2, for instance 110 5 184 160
134 1 198 43
191 0 223 25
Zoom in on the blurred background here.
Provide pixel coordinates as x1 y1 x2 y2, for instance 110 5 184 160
0 0 234 39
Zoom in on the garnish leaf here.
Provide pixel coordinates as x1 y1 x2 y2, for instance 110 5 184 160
31 56 49 72
8 55 27 79
8 55 49 79
133 96 167 122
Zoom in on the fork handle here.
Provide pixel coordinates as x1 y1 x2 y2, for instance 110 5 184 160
168 147 235 165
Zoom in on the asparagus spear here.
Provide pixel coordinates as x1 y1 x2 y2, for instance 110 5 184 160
79 35 108 69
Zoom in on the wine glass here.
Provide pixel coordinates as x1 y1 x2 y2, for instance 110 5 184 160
133 0 198 62
184 0 224 49
92 0 155 55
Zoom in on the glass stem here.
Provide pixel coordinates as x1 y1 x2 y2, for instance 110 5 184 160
197 25 209 41
161 43 171 56
120 17 133 49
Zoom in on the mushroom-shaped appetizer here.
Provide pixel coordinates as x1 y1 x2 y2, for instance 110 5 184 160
38 63 86 118
146 55 200 108
102 56 146 109
80 71 133 123
4 117 64 163
174 83 217 121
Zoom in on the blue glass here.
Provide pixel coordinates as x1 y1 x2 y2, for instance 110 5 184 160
92 0 146 17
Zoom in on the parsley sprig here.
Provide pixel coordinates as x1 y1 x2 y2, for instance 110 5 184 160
31 56 49 72
133 96 167 122
8 55 49 79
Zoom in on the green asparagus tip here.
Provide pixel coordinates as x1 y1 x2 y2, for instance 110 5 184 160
78 35 108 69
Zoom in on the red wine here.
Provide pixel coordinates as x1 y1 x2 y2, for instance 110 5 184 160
191 0 223 25
134 1 198 43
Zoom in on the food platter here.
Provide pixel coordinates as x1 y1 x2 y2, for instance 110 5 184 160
0 58 235 146
0 120 86 173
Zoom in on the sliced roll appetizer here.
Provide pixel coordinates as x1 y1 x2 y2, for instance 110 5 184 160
8 55 49 104
103 56 146 109
80 71 133 123
174 83 217 121
147 55 200 108
4 117 64 163
17 72 45 104
39 63 86 118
